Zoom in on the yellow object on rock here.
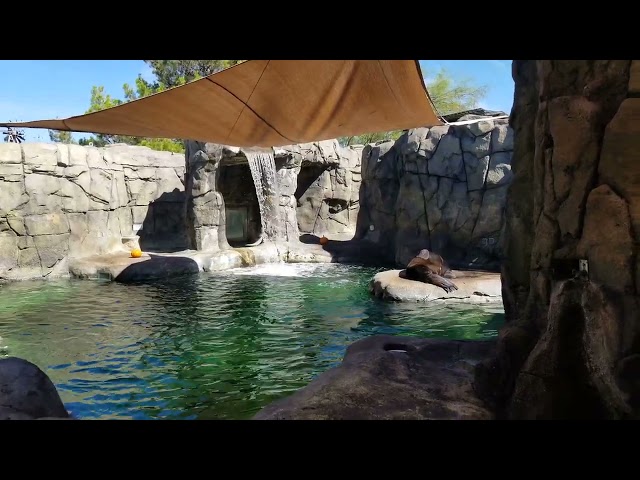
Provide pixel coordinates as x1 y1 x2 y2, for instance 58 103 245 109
319 236 329 245
130 248 143 258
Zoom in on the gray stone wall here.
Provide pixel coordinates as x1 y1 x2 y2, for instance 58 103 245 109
355 118 514 269
1 120 514 281
184 140 362 250
0 142 186 281
288 140 362 239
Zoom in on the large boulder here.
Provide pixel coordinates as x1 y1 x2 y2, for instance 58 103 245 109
0 357 70 419
369 269 502 302
254 335 496 420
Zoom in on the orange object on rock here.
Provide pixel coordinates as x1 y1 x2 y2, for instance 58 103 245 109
319 236 329 245
130 248 143 258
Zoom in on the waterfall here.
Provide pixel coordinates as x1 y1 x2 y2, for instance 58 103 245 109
243 149 280 241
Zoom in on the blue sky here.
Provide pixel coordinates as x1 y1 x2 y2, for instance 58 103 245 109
0 60 514 143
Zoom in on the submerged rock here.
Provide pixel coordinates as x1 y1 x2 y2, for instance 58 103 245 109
370 269 502 302
0 357 70 420
254 335 496 420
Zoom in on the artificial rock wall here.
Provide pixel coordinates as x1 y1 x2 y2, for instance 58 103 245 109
355 118 514 269
183 120 514 269
477 60 640 420
185 142 289 251
293 141 363 239
1 120 514 280
184 140 362 250
0 143 187 281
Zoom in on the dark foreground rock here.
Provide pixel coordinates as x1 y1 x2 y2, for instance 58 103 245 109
478 275 638 419
254 335 496 420
483 60 640 419
0 357 70 420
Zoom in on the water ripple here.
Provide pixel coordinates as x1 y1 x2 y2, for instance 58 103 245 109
0 263 504 419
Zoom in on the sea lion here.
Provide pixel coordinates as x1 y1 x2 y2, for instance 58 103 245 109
402 248 459 293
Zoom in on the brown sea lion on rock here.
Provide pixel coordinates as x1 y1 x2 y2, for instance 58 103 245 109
401 249 459 293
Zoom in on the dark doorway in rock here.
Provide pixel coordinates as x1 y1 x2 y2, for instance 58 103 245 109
295 163 328 235
218 159 262 247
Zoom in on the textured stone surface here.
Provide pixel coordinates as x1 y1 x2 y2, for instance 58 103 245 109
185 140 363 251
68 245 284 283
508 277 630 419
370 269 502 303
0 357 69 419
4 125 512 281
476 60 639 420
0 135 443 282
292 140 362 239
355 120 514 270
0 143 187 281
254 335 496 420
278 141 362 241
629 60 640 94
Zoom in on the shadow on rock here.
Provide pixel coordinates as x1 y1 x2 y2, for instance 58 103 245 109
299 234 395 267
137 188 189 253
115 253 201 283
476 275 638 420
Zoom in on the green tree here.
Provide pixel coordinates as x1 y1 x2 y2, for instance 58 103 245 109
339 131 403 148
79 60 244 153
144 60 244 87
338 67 488 147
427 67 488 114
48 129 76 144
78 136 107 147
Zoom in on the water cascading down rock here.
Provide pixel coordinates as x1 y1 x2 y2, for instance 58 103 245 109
243 149 282 243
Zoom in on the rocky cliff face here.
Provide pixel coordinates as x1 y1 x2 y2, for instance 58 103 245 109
184 140 362 250
2 123 513 280
291 141 362 239
0 143 186 281
477 60 640 419
355 119 514 269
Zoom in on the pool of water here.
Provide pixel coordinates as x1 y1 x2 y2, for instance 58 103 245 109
0 263 504 420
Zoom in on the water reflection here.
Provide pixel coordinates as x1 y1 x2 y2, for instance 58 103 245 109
0 264 504 419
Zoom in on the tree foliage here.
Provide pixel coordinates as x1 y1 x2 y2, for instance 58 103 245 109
56 60 245 153
145 60 244 87
427 68 488 115
48 129 75 144
338 67 488 147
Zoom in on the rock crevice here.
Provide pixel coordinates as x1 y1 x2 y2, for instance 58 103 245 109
355 118 513 270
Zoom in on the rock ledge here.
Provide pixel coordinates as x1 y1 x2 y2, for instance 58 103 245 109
254 335 496 420
370 269 502 302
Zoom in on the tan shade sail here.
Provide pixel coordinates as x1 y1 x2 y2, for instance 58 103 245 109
0 60 443 148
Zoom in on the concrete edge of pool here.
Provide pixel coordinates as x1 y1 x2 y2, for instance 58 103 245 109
66 242 338 283
59 241 504 308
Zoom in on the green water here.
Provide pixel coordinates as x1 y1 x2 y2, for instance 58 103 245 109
0 263 504 419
